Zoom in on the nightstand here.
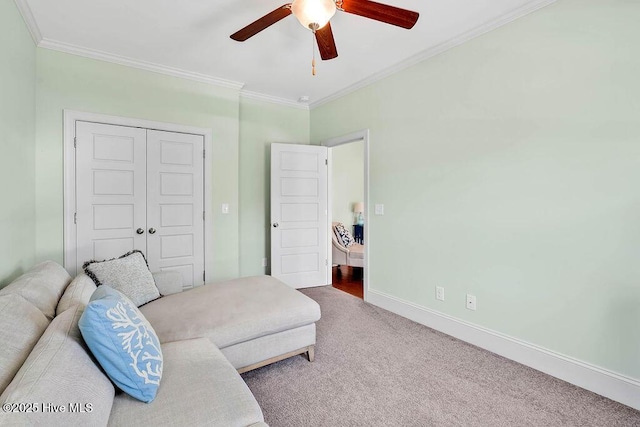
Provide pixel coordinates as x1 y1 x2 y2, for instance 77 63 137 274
353 224 364 244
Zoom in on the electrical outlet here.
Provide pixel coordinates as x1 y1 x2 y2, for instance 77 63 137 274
436 286 445 301
466 294 477 311
262 258 268 267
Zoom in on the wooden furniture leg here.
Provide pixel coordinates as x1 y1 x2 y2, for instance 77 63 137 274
237 345 316 373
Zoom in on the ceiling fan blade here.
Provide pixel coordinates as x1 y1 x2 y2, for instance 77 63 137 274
230 4 292 41
339 0 419 29
315 22 338 60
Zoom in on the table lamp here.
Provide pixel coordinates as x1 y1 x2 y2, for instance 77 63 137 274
353 202 364 225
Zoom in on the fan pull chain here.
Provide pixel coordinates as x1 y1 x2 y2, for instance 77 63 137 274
311 31 316 76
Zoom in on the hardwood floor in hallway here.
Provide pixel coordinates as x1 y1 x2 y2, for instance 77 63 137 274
331 265 363 299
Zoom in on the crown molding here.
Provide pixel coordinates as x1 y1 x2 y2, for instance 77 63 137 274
240 90 310 111
37 38 245 91
309 0 557 110
16 0 556 112
13 0 42 44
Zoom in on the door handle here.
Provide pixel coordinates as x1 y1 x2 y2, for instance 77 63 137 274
136 228 145 235
273 223 279 228
149 228 156 234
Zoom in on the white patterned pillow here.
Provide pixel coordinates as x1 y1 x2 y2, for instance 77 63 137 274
79 286 163 403
84 250 160 307
334 222 355 247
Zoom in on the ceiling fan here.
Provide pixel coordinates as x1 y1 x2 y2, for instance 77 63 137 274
230 0 419 61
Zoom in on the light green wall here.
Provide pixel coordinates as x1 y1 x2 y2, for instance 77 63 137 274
0 0 36 285
239 97 310 276
311 0 640 379
331 141 364 226
35 49 241 281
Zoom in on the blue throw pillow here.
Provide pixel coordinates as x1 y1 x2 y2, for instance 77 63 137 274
79 286 163 403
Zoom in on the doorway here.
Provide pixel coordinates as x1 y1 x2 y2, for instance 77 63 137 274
323 130 369 301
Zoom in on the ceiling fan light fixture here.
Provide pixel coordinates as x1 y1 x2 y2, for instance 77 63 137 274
291 0 336 31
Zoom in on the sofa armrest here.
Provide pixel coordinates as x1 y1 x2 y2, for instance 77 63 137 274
152 271 183 295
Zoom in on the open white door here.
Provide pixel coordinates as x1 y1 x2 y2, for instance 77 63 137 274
271 143 329 288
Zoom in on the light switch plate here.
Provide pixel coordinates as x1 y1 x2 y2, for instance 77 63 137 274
375 204 384 215
221 203 229 214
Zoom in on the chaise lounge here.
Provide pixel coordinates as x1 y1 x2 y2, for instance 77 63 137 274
0 261 321 426
140 274 319 372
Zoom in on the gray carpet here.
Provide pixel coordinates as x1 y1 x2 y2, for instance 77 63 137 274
242 286 640 426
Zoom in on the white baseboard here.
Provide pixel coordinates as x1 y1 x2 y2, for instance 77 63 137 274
366 289 640 411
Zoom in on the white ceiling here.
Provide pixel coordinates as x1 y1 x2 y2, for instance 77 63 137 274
19 0 554 108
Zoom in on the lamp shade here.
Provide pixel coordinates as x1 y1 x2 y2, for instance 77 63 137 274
291 0 336 30
353 202 364 213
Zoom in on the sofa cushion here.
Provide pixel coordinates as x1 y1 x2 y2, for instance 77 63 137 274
56 273 97 316
0 305 115 426
108 338 264 427
79 286 163 403
141 275 321 349
0 260 72 320
0 294 50 392
84 250 160 307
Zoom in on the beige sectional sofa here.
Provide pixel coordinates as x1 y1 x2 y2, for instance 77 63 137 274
0 261 321 426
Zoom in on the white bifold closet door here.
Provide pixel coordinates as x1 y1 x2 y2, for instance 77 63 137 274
75 121 204 289
145 129 204 287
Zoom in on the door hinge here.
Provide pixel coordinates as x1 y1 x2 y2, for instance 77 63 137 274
203 211 205 220
74 212 77 224
203 149 206 159
203 271 206 282
325 259 328 266
73 137 77 148
325 158 328 165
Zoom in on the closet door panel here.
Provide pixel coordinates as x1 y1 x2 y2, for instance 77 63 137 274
76 122 147 267
146 130 204 289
